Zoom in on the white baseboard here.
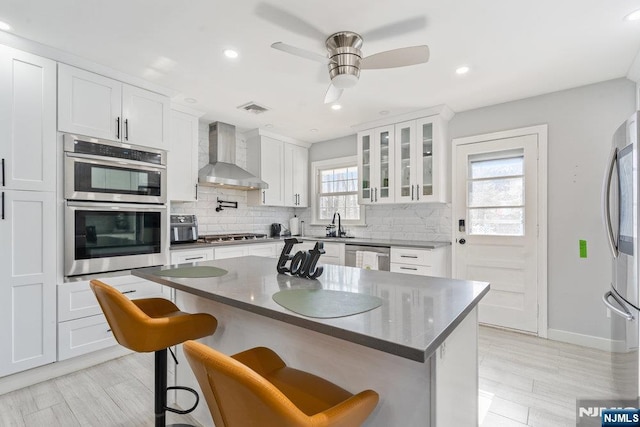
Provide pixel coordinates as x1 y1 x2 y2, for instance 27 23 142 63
547 328 625 352
0 346 131 395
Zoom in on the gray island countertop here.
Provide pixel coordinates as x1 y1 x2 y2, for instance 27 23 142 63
133 256 488 362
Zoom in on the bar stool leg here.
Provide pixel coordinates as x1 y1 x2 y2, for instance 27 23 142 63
155 349 168 427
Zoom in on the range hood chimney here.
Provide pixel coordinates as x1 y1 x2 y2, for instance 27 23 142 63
198 122 268 190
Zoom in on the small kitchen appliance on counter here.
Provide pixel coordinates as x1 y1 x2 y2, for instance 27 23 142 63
170 215 198 244
271 223 291 238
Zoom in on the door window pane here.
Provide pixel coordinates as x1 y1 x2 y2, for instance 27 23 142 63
468 155 524 236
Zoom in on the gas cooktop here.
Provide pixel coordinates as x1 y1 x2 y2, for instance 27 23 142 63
197 233 268 243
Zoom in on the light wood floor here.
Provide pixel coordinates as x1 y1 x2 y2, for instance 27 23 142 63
0 326 623 426
479 326 624 427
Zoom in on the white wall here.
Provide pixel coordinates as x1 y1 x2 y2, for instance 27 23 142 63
170 122 294 235
448 77 636 341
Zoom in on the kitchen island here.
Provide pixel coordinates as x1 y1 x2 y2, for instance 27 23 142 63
133 256 489 426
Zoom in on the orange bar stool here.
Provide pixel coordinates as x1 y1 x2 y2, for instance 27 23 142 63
183 340 379 427
90 280 218 427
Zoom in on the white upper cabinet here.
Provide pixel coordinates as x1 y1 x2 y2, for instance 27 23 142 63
246 130 309 207
358 125 395 204
168 108 200 201
357 107 451 204
58 64 170 150
284 143 308 207
0 46 56 192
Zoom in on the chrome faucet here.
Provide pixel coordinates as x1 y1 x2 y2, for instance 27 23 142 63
331 212 343 237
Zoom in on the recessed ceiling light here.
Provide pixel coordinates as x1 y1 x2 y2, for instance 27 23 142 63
310 128 318 132
224 49 239 59
625 9 640 21
331 104 342 111
184 98 197 104
456 66 470 75
265 123 274 128
379 110 389 116
0 21 11 32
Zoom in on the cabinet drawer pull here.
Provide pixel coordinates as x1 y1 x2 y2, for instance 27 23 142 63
400 267 418 270
185 256 204 261
121 290 136 295
107 329 112 333
400 255 418 258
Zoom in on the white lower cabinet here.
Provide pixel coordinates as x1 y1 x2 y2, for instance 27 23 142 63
170 248 214 265
57 275 168 360
296 241 345 265
390 246 449 277
0 191 56 377
214 243 278 260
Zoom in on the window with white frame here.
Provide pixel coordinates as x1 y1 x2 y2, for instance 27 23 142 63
311 156 365 225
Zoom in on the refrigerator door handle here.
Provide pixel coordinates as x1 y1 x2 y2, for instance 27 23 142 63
603 290 634 321
602 146 618 258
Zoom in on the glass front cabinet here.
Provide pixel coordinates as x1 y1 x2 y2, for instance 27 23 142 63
358 114 448 204
357 126 395 204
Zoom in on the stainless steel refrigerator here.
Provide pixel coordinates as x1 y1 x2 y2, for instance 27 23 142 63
602 111 640 401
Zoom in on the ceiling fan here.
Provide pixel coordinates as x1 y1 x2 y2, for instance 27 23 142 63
256 4 430 104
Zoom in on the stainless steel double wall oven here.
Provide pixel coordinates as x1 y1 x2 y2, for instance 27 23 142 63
64 134 167 277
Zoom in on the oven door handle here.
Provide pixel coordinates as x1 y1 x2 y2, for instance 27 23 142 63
66 201 167 211
65 152 167 170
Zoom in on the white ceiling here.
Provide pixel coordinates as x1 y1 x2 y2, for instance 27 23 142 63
3 0 640 142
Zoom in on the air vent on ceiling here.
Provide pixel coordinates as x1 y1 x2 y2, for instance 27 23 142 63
237 102 270 115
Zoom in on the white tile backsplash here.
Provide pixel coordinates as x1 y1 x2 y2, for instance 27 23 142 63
294 203 452 242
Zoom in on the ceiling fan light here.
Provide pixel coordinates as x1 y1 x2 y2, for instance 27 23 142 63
331 74 358 89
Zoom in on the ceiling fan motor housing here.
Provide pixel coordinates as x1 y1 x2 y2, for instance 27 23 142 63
326 31 363 89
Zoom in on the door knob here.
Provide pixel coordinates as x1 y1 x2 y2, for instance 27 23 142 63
459 238 466 245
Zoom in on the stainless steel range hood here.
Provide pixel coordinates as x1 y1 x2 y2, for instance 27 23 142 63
198 122 268 190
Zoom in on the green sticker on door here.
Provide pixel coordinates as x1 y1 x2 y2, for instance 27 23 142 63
579 240 587 258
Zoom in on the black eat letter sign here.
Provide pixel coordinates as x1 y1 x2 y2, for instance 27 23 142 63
276 238 325 279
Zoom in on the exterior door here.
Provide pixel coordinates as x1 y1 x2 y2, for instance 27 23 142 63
453 134 539 333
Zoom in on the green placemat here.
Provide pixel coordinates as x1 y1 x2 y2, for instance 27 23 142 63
154 266 228 278
272 289 382 319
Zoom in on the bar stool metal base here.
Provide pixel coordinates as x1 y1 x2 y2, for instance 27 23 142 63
155 349 199 427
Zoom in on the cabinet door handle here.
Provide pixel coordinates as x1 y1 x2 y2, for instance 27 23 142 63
370 189 373 203
411 185 414 200
375 187 378 202
185 256 204 261
121 289 137 295
124 119 129 141
116 117 120 139
416 184 419 201
401 255 418 258
195 184 198 200
1 192 4 220
262 190 266 204
400 266 418 271
1 158 5 187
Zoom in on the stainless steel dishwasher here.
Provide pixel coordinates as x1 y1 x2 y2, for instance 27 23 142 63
344 244 391 271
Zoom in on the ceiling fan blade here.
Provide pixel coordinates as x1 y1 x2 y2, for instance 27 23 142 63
255 3 326 42
271 42 329 64
362 16 427 42
324 84 343 104
360 46 430 70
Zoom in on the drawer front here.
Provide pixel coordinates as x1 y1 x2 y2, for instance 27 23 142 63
214 246 247 260
298 241 344 258
390 247 433 266
321 256 342 266
391 263 433 276
58 314 118 360
58 275 165 322
171 248 214 264
246 243 276 258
